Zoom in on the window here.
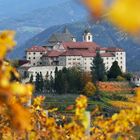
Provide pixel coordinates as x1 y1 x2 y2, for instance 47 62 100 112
73 58 76 60
29 52 31 55
40 62 42 65
28 57 31 60
33 52 36 55
33 57 35 59
40 52 43 55
68 58 71 60
88 36 91 40
120 57 123 59
107 57 108 60
33 63 36 66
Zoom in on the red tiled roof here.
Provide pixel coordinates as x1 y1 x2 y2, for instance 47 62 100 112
62 42 101 51
61 50 96 57
46 50 63 57
26 46 47 52
107 47 124 52
81 52 96 57
43 50 114 58
61 50 82 56
100 53 114 57
98 47 108 51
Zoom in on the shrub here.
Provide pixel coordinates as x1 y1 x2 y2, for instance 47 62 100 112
116 76 125 81
82 82 96 96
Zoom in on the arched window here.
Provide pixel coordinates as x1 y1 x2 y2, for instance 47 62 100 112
88 36 91 40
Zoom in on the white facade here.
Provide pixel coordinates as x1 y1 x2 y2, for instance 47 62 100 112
115 52 126 73
26 46 47 66
57 53 126 72
65 56 83 68
131 77 140 86
131 74 140 86
28 66 64 81
83 32 93 42
103 56 116 71
83 57 93 71
26 51 45 66
26 49 126 74
103 52 126 72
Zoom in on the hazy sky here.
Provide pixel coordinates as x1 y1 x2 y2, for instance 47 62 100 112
0 0 70 17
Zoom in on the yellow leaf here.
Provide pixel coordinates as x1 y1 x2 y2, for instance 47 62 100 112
82 0 105 18
108 0 140 34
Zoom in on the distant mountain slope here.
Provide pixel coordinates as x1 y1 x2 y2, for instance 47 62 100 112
0 0 87 48
0 0 70 17
10 20 140 71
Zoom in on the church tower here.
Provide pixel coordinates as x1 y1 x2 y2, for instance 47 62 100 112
83 29 93 42
63 26 76 42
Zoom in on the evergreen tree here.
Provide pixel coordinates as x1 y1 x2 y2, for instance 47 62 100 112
91 52 106 82
29 74 33 83
35 73 40 91
62 67 68 94
108 61 122 80
45 71 49 81
35 72 44 92
39 72 44 92
54 70 63 94
54 67 84 94
50 75 54 93
45 72 50 92
54 67 58 91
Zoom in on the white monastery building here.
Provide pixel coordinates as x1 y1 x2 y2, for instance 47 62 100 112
22 27 126 80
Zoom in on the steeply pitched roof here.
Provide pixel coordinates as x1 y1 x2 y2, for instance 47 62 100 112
48 33 73 43
48 27 74 43
63 26 72 34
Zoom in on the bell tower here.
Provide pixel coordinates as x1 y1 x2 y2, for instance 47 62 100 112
83 29 93 42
